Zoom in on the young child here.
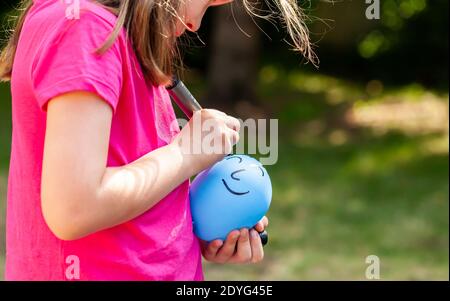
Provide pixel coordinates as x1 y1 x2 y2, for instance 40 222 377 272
0 0 313 280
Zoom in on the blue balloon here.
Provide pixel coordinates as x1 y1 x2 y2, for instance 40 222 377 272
190 155 272 241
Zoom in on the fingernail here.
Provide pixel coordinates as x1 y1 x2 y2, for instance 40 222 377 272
251 229 258 238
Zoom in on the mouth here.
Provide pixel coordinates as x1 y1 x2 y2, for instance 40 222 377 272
221 179 250 196
175 23 195 37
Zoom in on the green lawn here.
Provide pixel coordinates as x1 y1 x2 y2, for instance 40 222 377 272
0 170 5 280
0 69 448 280
0 82 11 280
204 130 449 280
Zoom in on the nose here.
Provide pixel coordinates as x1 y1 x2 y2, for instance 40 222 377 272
187 0 234 33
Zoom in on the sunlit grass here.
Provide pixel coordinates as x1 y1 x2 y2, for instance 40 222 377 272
204 67 449 280
204 130 448 280
0 82 10 280
0 69 448 280
0 171 6 280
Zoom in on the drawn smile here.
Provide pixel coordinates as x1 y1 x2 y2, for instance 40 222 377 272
221 179 250 195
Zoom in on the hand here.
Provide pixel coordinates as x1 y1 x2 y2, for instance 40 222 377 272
171 109 240 176
202 216 269 264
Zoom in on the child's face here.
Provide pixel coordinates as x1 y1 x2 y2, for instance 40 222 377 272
175 0 234 37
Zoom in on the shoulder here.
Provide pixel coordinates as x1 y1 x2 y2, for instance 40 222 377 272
25 0 127 63
77 0 120 30
28 0 121 38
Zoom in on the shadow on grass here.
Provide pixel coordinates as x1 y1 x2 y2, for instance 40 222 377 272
204 128 449 280
0 77 448 280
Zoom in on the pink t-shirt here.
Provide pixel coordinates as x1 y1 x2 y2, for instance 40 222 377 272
5 0 203 280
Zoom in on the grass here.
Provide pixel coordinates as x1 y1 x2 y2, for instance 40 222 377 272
203 129 449 280
0 82 11 280
0 68 448 280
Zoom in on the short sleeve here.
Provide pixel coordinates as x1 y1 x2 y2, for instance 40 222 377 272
31 11 123 113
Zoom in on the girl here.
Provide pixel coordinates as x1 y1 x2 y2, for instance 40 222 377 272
0 0 314 280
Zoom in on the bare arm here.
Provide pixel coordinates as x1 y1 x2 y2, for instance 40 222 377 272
41 92 239 240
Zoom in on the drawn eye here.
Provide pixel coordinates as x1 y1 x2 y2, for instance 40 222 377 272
248 163 265 177
259 166 265 177
226 156 243 163
230 169 246 180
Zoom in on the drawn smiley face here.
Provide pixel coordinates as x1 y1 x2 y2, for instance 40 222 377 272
189 154 272 241
221 155 266 196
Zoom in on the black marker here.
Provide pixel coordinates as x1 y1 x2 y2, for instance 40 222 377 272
166 76 202 119
166 76 268 247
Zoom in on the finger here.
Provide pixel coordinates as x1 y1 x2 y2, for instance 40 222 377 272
254 221 265 232
204 109 239 131
255 216 269 232
219 127 239 155
225 127 240 146
230 228 252 263
262 216 269 228
224 116 241 132
249 229 264 263
204 108 227 117
203 240 223 260
215 230 240 263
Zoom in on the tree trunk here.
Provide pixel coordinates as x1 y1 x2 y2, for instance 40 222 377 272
205 2 261 114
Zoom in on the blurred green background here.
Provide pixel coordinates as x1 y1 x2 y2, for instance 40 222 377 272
0 0 448 280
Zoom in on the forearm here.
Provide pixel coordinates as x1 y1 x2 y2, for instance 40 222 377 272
47 142 192 240
84 143 192 235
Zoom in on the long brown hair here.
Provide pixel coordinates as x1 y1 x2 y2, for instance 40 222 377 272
0 0 316 86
